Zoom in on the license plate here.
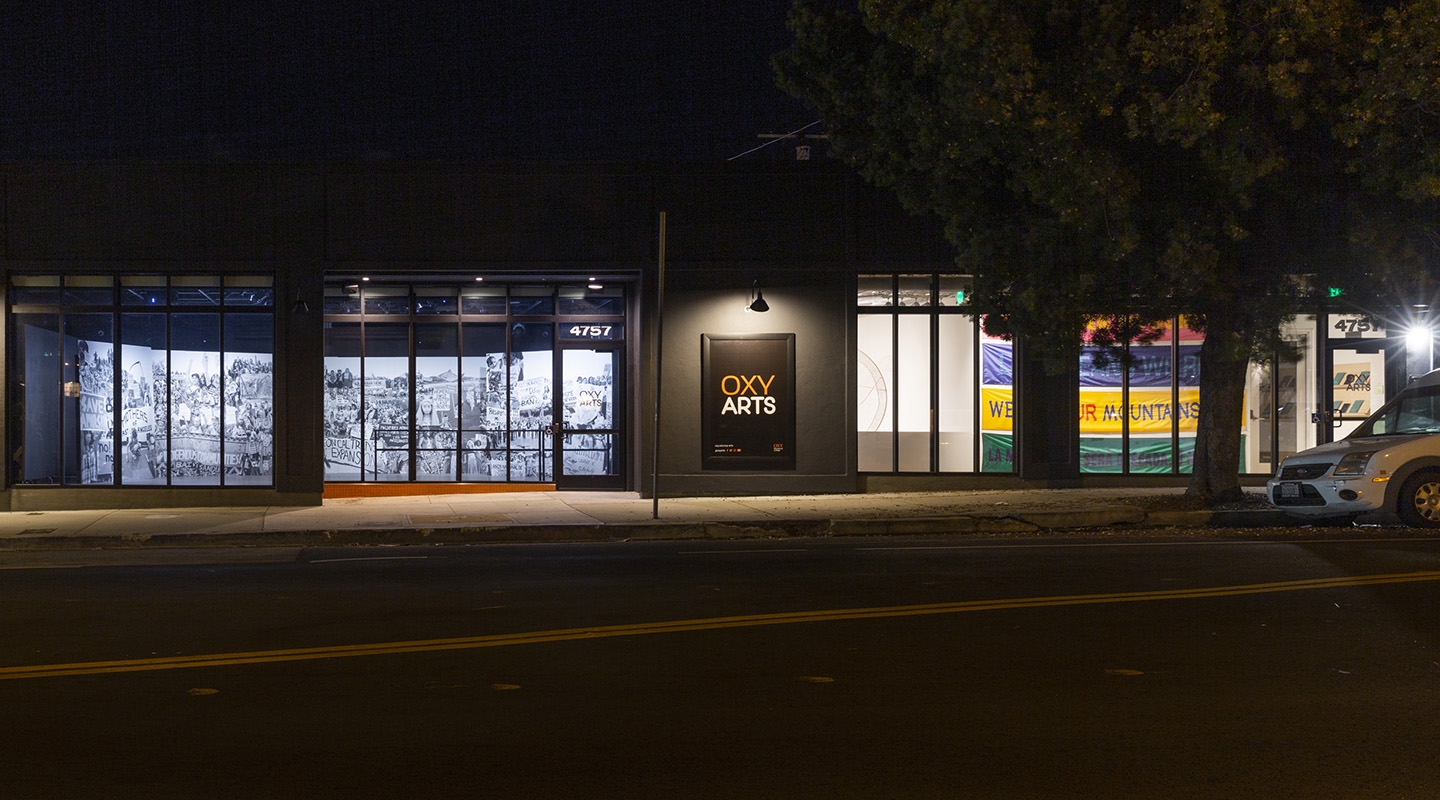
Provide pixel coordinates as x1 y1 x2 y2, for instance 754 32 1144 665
1280 482 1301 498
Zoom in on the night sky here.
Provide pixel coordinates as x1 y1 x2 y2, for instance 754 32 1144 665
1 1 816 162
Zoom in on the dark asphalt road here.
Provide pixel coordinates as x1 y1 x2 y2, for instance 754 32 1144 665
2 534 1438 799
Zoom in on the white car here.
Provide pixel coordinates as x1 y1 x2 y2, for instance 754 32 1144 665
1268 368 1440 527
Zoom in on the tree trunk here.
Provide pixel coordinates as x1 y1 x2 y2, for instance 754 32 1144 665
1187 319 1249 504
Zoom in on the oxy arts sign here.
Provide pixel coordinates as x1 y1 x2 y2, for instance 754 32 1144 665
701 333 796 470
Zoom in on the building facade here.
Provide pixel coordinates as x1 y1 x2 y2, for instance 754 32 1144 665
2 162 1435 510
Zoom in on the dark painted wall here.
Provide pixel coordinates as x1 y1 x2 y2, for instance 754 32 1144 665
4 162 942 264
1 1 814 164
651 274 853 495
323 165 656 265
5 164 319 263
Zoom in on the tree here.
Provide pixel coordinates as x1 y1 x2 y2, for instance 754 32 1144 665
776 0 1440 502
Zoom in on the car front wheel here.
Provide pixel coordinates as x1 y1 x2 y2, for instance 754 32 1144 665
1397 470 1440 528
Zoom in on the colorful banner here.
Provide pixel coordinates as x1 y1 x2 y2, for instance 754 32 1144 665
981 341 1013 386
980 432 1013 472
1080 345 1201 387
1080 437 1194 473
983 387 1200 434
1079 388 1200 434
980 388 1015 431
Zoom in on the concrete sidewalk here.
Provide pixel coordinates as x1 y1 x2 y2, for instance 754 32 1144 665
0 487 1307 551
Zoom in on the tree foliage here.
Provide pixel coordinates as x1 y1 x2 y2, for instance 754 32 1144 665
776 0 1440 500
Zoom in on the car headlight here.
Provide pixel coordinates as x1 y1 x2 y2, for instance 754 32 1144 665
1332 451 1377 477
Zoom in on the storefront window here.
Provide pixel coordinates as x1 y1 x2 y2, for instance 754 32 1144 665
858 278 1355 479
364 323 412 481
324 286 362 316
170 313 221 485
508 322 554 481
938 276 971 308
1134 327 1198 473
415 287 458 315
11 276 60 305
977 329 1015 472
937 315 976 471
857 276 893 308
224 313 275 484
897 276 932 307
9 275 274 488
509 287 554 316
856 313 894 471
461 285 507 315
323 323 363 481
121 276 168 307
461 324 507 480
364 286 410 316
1076 320 1202 475
65 313 114 484
322 282 623 484
858 273 1010 474
170 276 221 307
64 276 114 307
896 315 931 471
415 324 459 481
120 313 168 484
1243 316 1320 473
13 313 62 484
559 286 624 315
224 277 275 307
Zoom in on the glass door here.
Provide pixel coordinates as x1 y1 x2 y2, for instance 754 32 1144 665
1326 338 1408 440
555 347 622 488
1325 314 1403 441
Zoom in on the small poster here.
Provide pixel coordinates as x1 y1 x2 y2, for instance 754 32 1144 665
1333 361 1374 417
701 334 795 470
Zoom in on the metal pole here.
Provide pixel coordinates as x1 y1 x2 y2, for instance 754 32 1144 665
651 211 667 519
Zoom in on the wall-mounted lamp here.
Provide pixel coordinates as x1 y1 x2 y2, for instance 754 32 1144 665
746 280 770 313
1406 318 1435 373
291 295 310 314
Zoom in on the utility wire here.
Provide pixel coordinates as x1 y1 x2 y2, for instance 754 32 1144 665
727 120 823 161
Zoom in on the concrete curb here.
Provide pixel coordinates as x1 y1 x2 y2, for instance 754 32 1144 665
0 507 1302 551
828 517 1039 536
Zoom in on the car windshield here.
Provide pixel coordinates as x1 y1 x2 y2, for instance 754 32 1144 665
1351 385 1440 437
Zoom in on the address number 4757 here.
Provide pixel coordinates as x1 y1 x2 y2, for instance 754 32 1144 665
568 325 612 338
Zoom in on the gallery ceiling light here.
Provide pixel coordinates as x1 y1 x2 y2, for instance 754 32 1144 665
746 280 769 313
588 277 603 290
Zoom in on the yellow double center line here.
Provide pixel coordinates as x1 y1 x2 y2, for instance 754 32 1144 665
5 570 1439 681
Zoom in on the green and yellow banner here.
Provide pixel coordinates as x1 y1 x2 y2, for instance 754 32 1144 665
982 388 1200 434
